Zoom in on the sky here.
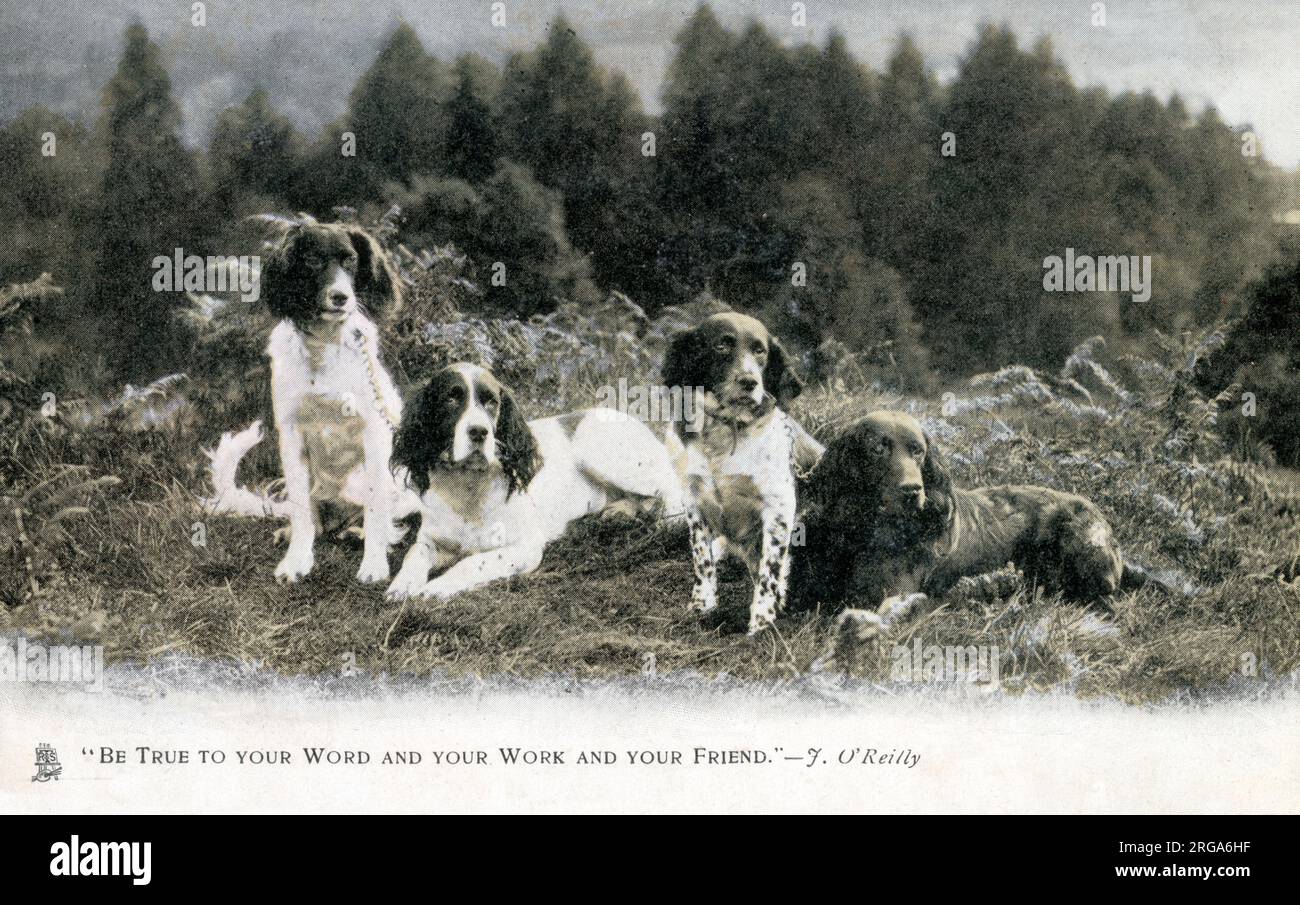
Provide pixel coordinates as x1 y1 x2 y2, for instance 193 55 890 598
2 0 1297 167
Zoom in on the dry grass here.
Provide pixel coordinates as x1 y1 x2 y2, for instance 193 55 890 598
5 370 1299 706
4 261 1299 705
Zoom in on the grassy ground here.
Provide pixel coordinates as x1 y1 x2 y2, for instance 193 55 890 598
4 259 1299 703
5 360 1299 706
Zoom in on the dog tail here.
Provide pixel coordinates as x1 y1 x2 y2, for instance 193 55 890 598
1121 558 1201 597
200 420 293 519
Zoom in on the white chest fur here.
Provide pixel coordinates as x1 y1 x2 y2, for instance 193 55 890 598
681 410 796 553
267 317 398 504
418 473 536 554
686 412 795 500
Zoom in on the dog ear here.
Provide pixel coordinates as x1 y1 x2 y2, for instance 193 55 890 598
662 327 709 427
346 227 402 316
803 425 877 528
662 327 703 392
920 432 954 535
260 230 314 324
790 427 877 611
390 380 448 495
497 388 542 497
764 337 804 407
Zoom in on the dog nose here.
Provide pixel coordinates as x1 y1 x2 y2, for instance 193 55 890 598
900 485 924 501
737 375 758 392
327 289 349 308
467 426 489 445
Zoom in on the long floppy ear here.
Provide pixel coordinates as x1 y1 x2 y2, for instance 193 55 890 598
346 227 402 317
803 427 879 532
390 381 449 495
497 388 542 497
789 428 876 611
764 337 804 407
661 327 702 392
259 230 314 324
919 432 955 539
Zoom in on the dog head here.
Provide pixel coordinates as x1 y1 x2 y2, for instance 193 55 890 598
392 363 541 497
809 410 952 530
662 312 803 425
259 222 401 328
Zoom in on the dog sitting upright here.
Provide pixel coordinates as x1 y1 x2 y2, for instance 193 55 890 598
662 312 824 634
203 218 414 584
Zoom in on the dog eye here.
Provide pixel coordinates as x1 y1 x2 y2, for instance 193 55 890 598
872 437 890 455
714 337 734 353
751 342 767 357
909 442 925 457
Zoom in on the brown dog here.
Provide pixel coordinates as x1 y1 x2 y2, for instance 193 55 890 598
791 411 1135 617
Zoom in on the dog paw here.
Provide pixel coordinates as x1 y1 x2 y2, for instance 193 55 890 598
384 571 422 601
877 592 928 627
600 500 642 521
746 614 776 636
356 559 390 585
274 550 313 583
418 579 458 602
688 589 718 613
833 608 887 644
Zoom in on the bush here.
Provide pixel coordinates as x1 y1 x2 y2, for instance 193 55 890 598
388 160 598 317
1198 239 1300 466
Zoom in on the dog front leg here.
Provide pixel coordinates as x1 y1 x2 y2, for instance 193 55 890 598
413 542 544 602
386 523 456 601
274 422 316 583
357 422 395 584
748 506 793 635
685 507 719 613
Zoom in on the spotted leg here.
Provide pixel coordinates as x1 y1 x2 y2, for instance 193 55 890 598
685 507 719 613
749 507 792 635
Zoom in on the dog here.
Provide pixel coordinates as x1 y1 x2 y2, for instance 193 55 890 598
662 312 824 635
384 363 685 603
791 410 1140 623
203 219 416 584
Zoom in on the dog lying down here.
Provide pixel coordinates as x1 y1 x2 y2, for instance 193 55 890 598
791 410 1165 634
385 363 685 603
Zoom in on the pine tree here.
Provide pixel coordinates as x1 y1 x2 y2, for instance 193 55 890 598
444 54 500 184
497 16 650 297
657 3 734 221
858 35 935 269
917 26 1114 372
0 107 94 289
208 86 302 220
87 22 201 379
345 22 450 194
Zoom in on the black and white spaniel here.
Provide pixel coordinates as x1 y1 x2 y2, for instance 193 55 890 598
662 312 824 634
385 363 685 603
203 219 417 584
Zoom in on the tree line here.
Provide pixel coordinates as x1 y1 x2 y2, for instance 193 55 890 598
0 4 1289 397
